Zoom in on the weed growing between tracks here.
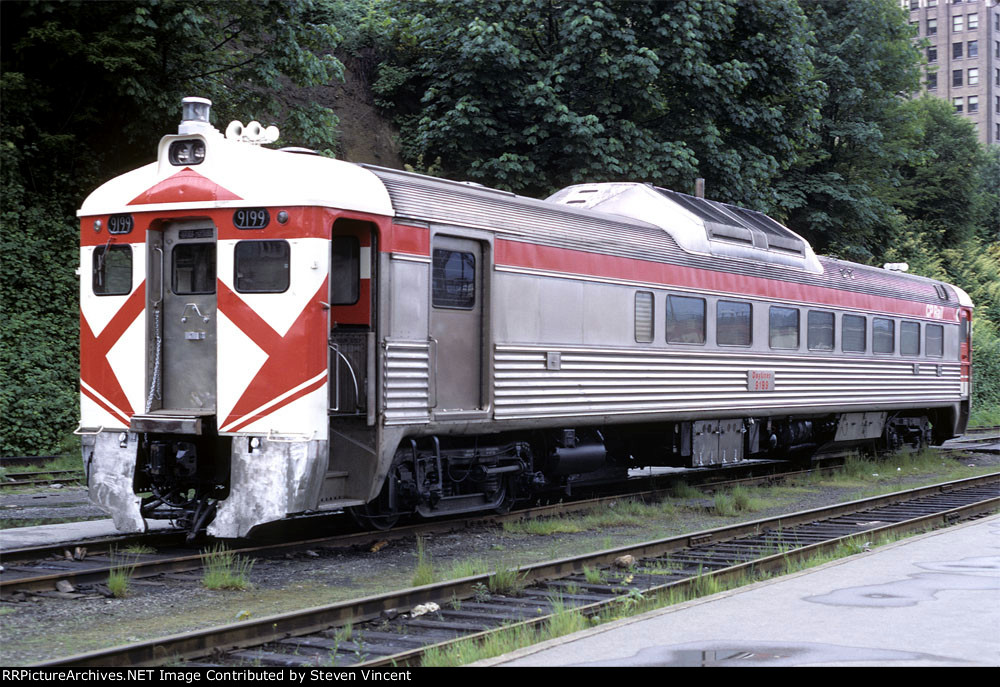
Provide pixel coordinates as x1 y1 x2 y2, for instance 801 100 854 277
201 544 254 590
107 550 137 598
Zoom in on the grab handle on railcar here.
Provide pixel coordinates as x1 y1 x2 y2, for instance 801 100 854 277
150 246 164 307
73 425 105 435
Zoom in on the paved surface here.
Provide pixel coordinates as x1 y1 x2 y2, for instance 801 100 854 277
478 513 1000 667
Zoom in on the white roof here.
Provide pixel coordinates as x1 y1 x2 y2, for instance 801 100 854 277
78 129 394 217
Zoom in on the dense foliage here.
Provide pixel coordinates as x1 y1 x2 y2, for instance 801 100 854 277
1 0 343 455
1 0 997 455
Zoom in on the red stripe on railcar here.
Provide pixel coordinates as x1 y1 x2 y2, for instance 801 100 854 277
494 239 958 322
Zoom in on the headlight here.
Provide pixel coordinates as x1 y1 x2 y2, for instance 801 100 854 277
168 139 206 166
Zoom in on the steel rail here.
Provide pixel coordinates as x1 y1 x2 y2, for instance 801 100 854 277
36 472 999 668
0 458 845 593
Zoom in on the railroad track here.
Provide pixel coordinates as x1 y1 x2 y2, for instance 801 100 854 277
0 470 84 489
0 446 983 598
36 472 999 668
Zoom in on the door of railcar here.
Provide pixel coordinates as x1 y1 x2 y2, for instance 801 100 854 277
430 236 484 412
146 220 217 412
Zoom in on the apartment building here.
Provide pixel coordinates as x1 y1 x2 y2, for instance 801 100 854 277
906 0 1000 145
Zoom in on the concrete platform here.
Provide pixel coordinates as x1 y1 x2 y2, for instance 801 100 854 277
478 514 1000 667
0 518 176 551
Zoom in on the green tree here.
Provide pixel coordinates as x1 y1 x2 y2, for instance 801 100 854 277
382 0 822 204
0 0 343 455
775 0 923 261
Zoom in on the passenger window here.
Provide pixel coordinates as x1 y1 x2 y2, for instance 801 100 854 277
331 236 360 305
769 306 799 349
717 301 751 346
667 295 706 344
432 249 475 309
900 321 920 356
634 292 654 343
926 324 944 357
873 317 895 354
172 243 215 295
93 245 132 296
843 314 866 352
235 240 290 293
807 311 835 351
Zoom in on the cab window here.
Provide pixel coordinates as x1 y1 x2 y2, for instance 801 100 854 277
93 245 132 296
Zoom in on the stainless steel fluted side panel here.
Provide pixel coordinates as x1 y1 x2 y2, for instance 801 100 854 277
383 341 431 424
494 345 962 419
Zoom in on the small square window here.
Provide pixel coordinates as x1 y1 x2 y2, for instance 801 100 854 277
235 240 290 294
93 245 133 296
926 324 944 357
968 13 978 30
953 69 963 87
807 311 835 351
717 301 752 347
432 249 476 309
968 68 979 85
968 95 978 113
968 40 978 57
927 18 938 34
954 41 963 59
954 96 964 112
874 318 895 354
901 321 920 356
927 45 937 62
667 295 706 344
927 72 938 89
953 15 963 32
769 306 799 350
843 315 867 353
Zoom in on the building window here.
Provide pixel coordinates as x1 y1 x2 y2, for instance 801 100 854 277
969 68 979 85
954 96 964 112
995 95 999 113
968 40 978 57
634 291 654 343
927 0 936 6
901 321 921 356
769 306 799 350
874 318 895 354
910 0 919 9
928 17 938 34
953 69 963 86
967 13 978 30
953 15 963 32
954 41 964 59
667 295 706 344
996 67 999 85
928 45 938 62
807 311 835 351
995 40 999 58
717 301 752 347
968 95 978 113
843 315 867 353
927 72 938 90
